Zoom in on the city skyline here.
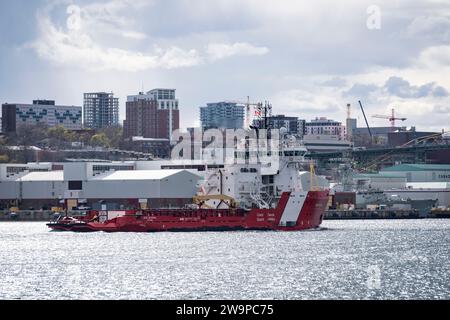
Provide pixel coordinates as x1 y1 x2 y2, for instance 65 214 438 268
0 0 449 132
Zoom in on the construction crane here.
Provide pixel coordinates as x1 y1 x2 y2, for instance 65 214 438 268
372 108 407 130
358 100 372 138
225 97 263 128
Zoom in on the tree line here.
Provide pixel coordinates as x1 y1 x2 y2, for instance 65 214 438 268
0 124 129 163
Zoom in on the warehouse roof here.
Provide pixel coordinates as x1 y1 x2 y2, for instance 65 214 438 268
16 171 64 181
355 173 406 179
92 169 200 181
381 164 450 172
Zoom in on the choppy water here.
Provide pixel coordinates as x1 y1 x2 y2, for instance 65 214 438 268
0 219 449 300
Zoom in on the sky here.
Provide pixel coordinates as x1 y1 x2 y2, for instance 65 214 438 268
0 0 449 132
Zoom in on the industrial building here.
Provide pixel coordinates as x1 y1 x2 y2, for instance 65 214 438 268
200 102 245 130
83 92 119 129
124 89 179 140
380 164 450 182
0 162 201 210
1 100 82 132
352 126 403 146
387 128 439 147
349 164 450 208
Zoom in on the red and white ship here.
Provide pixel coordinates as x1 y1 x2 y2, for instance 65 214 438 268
48 190 328 232
48 123 330 232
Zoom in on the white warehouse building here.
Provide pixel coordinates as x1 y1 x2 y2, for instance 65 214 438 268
0 162 201 210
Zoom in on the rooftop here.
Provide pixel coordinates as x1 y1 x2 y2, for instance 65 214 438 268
355 173 406 179
381 164 450 172
92 169 198 181
16 171 64 182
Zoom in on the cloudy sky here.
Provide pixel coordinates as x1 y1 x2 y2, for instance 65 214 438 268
0 0 449 131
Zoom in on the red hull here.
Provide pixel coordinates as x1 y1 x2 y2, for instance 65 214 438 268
48 191 329 233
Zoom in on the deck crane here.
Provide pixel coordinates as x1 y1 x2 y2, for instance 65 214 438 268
372 108 407 130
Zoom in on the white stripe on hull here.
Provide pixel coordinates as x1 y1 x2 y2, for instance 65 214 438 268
278 191 307 226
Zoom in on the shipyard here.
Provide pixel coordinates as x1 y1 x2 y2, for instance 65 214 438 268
0 0 449 305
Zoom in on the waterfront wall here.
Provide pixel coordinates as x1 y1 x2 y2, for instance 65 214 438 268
1 209 449 222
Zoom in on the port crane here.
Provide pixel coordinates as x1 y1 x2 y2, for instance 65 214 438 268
372 108 407 129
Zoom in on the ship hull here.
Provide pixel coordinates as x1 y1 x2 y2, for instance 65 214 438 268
47 191 329 233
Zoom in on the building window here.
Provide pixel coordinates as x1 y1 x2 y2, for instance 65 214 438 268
68 181 83 190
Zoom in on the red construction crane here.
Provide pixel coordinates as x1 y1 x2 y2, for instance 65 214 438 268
372 108 407 129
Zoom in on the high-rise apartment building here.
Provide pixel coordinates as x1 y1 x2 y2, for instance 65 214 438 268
83 92 119 129
200 102 244 130
123 89 179 140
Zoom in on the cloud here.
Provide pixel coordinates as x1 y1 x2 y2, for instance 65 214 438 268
343 83 379 99
271 88 343 119
418 45 450 67
206 42 269 61
384 76 448 98
31 13 197 71
157 46 203 69
121 31 148 40
406 15 450 42
433 105 450 114
320 77 347 87
30 1 269 72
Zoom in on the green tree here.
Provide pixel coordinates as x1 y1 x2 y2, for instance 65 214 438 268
90 133 110 148
47 126 67 140
98 126 123 149
47 126 70 149
15 123 48 146
0 154 9 163
63 130 77 143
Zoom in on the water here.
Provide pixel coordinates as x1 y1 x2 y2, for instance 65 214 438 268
0 219 449 300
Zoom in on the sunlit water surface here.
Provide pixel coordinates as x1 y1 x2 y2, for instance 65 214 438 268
0 219 448 299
